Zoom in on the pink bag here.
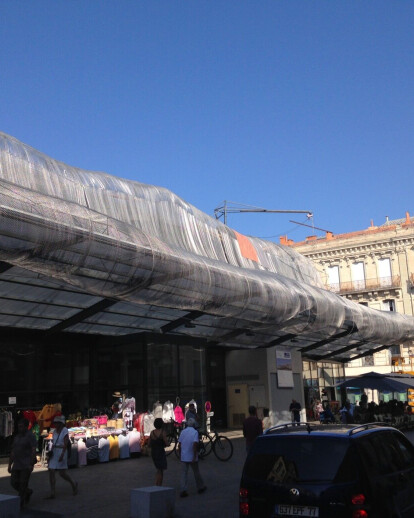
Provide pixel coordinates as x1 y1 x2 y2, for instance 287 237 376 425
94 415 108 425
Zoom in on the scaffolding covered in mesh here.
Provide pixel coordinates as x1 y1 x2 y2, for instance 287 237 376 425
0 131 413 357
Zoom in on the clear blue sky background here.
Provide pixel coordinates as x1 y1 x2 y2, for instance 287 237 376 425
1 1 413 243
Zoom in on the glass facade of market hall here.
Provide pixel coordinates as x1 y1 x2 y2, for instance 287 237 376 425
0 335 228 426
302 360 346 419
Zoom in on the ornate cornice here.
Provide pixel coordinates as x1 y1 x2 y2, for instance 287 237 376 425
302 236 414 263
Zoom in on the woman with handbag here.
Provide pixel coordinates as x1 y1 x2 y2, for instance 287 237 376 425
45 415 78 499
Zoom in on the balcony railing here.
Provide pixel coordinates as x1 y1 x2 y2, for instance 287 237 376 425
326 275 401 294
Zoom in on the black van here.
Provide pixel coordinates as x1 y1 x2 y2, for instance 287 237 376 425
239 423 414 518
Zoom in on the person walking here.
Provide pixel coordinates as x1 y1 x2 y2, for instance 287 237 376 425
178 418 206 497
262 408 271 430
185 402 199 428
242 406 262 454
289 399 302 425
149 418 168 486
8 418 37 509
45 415 78 499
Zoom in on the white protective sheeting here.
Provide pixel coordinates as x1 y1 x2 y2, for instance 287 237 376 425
0 131 414 351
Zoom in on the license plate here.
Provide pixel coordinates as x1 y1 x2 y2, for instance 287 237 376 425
275 504 319 517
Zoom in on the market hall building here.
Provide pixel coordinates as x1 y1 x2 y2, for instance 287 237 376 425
1 131 414 429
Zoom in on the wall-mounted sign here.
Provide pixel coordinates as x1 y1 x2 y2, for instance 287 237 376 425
276 348 292 371
276 348 294 387
277 370 294 388
8 396 16 405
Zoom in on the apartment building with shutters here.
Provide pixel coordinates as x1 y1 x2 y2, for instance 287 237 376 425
284 212 414 399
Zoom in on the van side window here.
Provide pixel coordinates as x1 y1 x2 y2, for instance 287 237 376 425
370 433 400 474
334 445 359 483
393 434 414 468
357 437 382 476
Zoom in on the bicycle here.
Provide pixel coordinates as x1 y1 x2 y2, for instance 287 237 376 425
166 420 232 461
208 428 233 461
164 419 183 457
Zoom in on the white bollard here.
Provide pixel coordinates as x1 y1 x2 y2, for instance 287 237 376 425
0 494 20 518
130 486 175 518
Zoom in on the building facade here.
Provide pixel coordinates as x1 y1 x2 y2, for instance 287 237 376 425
287 212 414 396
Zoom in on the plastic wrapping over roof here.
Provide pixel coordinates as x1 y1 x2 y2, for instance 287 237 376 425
0 131 414 362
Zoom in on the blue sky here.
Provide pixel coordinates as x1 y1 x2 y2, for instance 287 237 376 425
1 1 413 242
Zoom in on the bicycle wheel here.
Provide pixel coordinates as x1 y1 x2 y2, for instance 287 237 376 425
213 435 233 461
199 432 213 458
165 434 177 457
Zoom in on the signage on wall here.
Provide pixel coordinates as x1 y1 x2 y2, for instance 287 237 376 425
276 347 294 388
8 396 16 405
276 348 292 371
277 370 294 388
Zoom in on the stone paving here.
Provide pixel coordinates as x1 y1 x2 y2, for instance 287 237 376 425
0 430 245 518
2 427 414 518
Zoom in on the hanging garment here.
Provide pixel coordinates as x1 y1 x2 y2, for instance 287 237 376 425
186 399 198 412
143 413 155 436
123 397 136 414
98 436 110 463
0 411 14 437
37 405 55 430
67 439 78 468
174 405 185 424
128 429 141 454
77 439 87 466
123 410 133 430
134 413 145 433
118 433 130 459
153 401 163 419
86 436 99 465
109 434 120 460
22 410 37 430
163 401 174 423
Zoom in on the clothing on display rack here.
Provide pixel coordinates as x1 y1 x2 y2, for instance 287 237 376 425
37 398 208 471
77 439 87 466
98 436 110 463
185 400 198 413
122 411 132 430
37 404 62 430
122 398 135 430
86 436 99 465
134 413 146 434
162 401 174 423
128 429 141 457
67 439 78 468
173 405 185 424
143 413 155 436
153 401 162 419
0 410 14 438
108 434 119 460
118 431 130 459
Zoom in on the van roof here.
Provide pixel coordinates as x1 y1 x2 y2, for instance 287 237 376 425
263 422 395 437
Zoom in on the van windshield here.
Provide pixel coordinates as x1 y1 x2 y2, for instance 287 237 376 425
244 436 355 483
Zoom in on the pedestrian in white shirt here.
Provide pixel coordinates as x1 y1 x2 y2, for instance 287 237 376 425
177 418 206 497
